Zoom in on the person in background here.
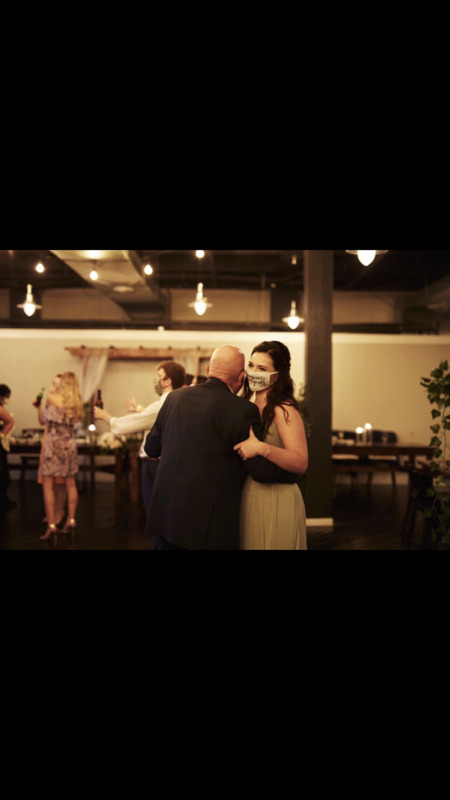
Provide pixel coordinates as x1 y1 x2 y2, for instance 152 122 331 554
234 341 308 550
190 375 208 386
34 374 67 527
94 361 186 517
183 373 195 387
39 372 83 541
0 384 16 514
144 345 299 550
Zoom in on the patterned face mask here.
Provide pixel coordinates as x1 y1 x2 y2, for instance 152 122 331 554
246 371 278 392
153 377 164 396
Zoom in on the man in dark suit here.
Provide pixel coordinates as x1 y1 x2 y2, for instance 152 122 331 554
144 345 299 550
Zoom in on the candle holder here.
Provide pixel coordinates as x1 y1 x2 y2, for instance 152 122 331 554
88 423 97 446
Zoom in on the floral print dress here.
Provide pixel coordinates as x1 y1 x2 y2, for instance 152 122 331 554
40 404 79 478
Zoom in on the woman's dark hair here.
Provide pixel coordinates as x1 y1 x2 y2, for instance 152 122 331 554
0 384 11 401
242 341 301 436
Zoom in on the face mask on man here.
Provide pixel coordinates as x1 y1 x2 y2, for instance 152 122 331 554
246 372 278 393
153 378 164 396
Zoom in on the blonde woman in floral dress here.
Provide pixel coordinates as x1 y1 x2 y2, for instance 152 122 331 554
35 374 67 527
40 372 83 541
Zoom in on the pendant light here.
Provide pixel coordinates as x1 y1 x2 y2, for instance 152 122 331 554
188 282 212 316
345 250 388 266
282 301 304 330
17 284 42 317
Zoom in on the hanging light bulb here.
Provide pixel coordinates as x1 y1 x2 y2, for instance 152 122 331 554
282 301 304 330
90 268 99 281
345 250 388 266
358 250 376 266
188 283 212 316
35 261 45 274
144 263 153 276
195 250 205 259
17 284 42 317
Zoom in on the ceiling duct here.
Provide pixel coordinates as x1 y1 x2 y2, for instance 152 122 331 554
49 249 166 321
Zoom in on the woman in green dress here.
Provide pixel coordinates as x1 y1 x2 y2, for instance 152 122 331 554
234 341 308 550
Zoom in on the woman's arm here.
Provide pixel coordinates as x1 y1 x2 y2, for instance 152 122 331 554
46 392 63 407
234 404 308 474
0 406 14 437
35 404 45 425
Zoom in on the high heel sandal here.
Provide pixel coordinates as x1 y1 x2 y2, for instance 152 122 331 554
43 512 65 526
40 523 57 541
61 518 76 534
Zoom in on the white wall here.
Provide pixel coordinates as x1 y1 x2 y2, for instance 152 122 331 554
332 334 450 443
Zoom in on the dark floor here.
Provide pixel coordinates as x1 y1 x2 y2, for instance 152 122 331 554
0 476 436 550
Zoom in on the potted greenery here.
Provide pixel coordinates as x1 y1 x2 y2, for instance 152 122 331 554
420 359 450 544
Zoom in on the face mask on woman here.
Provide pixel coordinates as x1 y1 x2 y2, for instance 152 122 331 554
246 372 278 393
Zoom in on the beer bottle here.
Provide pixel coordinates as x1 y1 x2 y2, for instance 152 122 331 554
95 389 104 409
33 387 45 408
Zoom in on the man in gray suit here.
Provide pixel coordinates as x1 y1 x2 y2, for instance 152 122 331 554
144 345 300 550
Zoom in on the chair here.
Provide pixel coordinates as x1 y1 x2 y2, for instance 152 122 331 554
402 468 439 549
19 428 44 483
19 455 40 482
332 430 361 485
366 430 399 487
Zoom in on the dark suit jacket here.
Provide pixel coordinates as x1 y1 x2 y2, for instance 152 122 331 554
144 378 299 550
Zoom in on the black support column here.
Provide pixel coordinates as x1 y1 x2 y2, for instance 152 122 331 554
303 250 334 523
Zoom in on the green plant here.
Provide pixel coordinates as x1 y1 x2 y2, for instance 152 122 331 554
420 359 450 543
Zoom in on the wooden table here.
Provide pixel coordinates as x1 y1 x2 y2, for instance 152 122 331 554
9 442 142 504
332 442 434 474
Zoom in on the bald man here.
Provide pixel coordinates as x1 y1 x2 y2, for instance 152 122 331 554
144 345 299 550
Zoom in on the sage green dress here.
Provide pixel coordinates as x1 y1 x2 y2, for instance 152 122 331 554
239 422 307 550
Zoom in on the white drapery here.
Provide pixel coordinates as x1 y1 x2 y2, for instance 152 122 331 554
81 354 108 404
